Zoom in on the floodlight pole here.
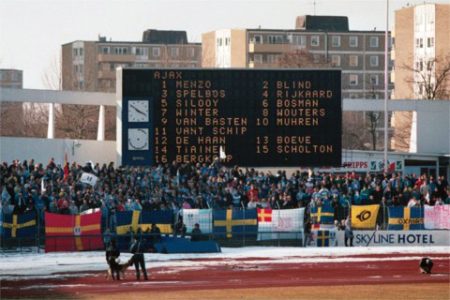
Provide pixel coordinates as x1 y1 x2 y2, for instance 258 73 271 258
383 0 389 173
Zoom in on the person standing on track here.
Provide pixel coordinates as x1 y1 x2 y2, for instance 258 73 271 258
130 236 149 280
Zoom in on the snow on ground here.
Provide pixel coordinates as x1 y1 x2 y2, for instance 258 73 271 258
1 246 449 280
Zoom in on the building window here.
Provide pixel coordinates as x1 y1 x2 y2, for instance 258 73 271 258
225 37 230 46
311 35 320 47
114 47 128 55
331 55 341 67
369 74 379 86
253 35 262 44
152 47 160 57
349 74 358 86
101 47 110 54
370 55 379 67
427 60 433 71
268 35 283 44
427 37 434 47
134 47 148 56
254 54 263 64
170 47 179 58
189 47 196 58
291 35 306 46
217 38 222 46
369 36 379 48
267 54 280 64
349 36 358 47
349 55 358 67
331 36 341 47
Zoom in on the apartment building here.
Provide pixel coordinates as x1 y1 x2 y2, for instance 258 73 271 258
202 15 392 100
0 69 23 89
391 3 450 151
0 69 23 136
62 30 202 92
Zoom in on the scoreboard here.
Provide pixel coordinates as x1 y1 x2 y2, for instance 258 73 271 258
119 68 341 167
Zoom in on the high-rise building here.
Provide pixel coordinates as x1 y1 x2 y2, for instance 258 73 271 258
0 69 24 136
0 69 23 89
391 3 450 151
62 29 202 92
202 15 392 100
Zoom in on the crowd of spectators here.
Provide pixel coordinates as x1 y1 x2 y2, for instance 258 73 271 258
1 158 449 229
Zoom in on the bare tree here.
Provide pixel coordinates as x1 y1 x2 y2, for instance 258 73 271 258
392 55 450 151
403 55 450 100
42 53 62 90
277 49 331 68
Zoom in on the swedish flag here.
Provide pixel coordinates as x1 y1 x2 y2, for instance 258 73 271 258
388 207 424 230
116 211 141 235
316 230 330 247
213 209 257 239
141 210 173 234
311 205 334 225
116 210 174 235
2 211 36 238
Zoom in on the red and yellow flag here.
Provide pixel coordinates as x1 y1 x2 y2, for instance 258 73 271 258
45 211 103 252
257 208 272 223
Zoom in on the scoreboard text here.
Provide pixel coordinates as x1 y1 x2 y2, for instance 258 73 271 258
121 69 341 167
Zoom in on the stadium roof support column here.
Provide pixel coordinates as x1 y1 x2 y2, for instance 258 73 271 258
97 105 105 141
47 103 54 139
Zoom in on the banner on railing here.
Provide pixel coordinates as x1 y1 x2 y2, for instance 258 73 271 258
2 211 36 238
351 205 379 229
305 229 338 247
257 208 304 240
424 205 450 229
310 205 334 228
45 211 103 252
116 210 173 235
388 207 424 230
336 230 450 247
213 209 257 239
182 209 213 234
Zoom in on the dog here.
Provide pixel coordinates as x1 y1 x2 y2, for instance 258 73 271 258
106 258 133 280
419 257 433 274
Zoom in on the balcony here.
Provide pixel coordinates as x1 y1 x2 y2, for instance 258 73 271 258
249 42 298 53
97 69 116 79
248 61 277 69
97 54 135 62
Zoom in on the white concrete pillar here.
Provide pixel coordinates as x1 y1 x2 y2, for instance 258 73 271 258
97 105 105 141
47 102 55 139
409 111 417 153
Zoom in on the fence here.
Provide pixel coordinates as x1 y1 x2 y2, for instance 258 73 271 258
1 205 448 253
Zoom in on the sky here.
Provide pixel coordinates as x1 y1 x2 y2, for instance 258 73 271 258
1 246 449 279
0 0 448 90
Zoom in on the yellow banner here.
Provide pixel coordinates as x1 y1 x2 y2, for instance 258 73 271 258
351 205 380 229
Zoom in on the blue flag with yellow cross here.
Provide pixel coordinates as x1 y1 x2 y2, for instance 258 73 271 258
213 209 257 239
310 205 334 225
316 230 331 247
116 210 174 235
2 211 37 238
388 207 424 230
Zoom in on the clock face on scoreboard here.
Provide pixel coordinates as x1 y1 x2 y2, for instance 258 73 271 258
128 128 149 151
128 100 149 122
121 69 342 167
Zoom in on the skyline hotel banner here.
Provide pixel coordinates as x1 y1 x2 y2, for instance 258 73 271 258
119 69 342 167
257 208 305 240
